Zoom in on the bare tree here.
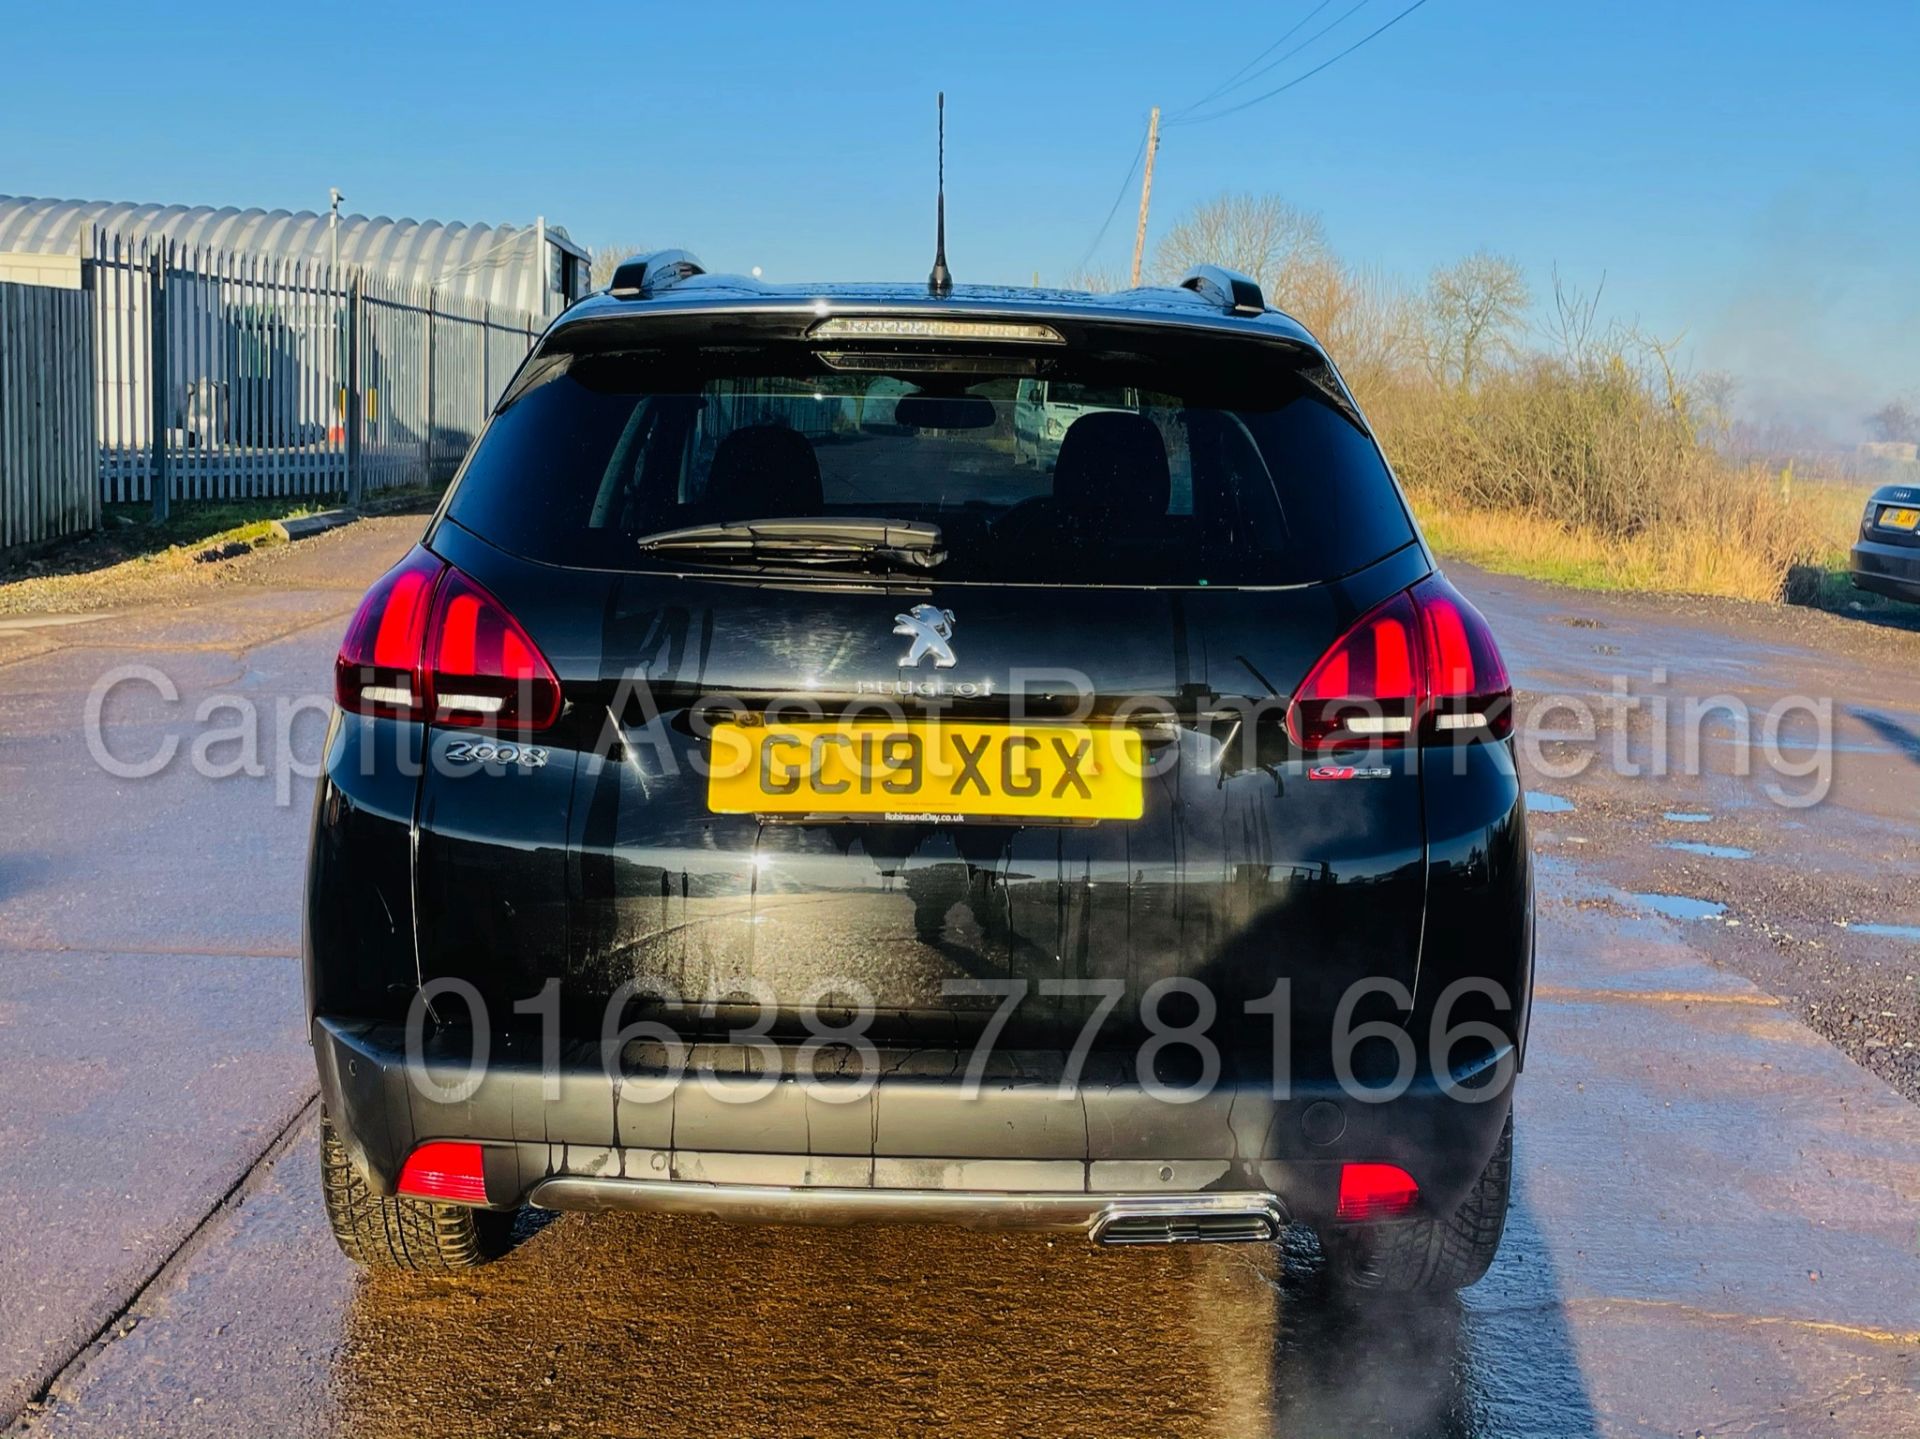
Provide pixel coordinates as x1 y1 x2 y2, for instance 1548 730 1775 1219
1421 252 1530 388
1286 257 1418 387
589 243 651 290
1149 193 1329 297
1868 399 1920 445
1693 370 1738 446
1061 266 1126 294
1544 267 1606 366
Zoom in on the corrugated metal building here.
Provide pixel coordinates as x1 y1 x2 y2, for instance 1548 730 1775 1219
0 194 591 315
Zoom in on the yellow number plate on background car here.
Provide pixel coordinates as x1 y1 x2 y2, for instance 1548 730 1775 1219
1880 506 1920 531
708 722 1143 821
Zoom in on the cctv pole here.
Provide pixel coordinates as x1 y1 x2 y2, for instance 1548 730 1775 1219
1129 106 1161 288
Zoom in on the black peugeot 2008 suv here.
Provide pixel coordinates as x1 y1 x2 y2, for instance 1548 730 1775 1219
306 254 1532 1288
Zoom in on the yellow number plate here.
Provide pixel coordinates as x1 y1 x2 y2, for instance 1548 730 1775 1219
708 722 1143 821
1880 506 1920 531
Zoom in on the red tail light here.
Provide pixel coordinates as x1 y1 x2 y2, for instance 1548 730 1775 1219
335 548 443 722
335 546 562 731
1286 575 1511 753
1336 1162 1420 1222
425 567 564 730
397 1141 489 1204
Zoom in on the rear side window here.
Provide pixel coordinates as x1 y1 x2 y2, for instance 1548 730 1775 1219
444 344 1414 586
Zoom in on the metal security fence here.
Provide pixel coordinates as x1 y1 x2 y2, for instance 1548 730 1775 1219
85 228 544 516
91 231 346 504
0 279 96 555
357 275 542 493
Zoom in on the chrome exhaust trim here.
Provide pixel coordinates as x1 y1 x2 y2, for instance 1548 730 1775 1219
529 1176 1286 1243
1089 1197 1286 1245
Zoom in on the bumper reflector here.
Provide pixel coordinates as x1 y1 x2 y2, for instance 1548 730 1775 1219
397 1141 489 1204
1336 1162 1419 1221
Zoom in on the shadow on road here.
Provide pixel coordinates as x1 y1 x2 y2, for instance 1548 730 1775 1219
1785 569 1920 636
1264 1196 1600 1438
1849 707 1920 767
0 852 57 904
330 1189 1597 1437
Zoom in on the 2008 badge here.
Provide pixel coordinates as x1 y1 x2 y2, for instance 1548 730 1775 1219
446 740 548 769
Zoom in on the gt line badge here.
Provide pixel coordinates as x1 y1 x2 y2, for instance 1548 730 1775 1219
1309 765 1391 781
893 604 957 669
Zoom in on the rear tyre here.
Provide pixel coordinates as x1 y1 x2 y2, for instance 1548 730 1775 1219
319 1115 515 1273
1324 1113 1512 1294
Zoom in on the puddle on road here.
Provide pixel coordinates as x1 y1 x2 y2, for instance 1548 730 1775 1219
1663 812 1714 824
1840 922 1920 942
1526 791 1575 814
1631 893 1727 922
1659 841 1754 861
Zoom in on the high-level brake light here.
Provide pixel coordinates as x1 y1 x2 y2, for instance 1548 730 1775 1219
335 547 562 731
807 316 1065 344
1286 575 1512 754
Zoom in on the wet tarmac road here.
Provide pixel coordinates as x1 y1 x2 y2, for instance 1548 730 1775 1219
3 522 1919 1436
1463 572 1920 1107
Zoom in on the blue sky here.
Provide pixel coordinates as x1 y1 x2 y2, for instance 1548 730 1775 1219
3 0 1916 436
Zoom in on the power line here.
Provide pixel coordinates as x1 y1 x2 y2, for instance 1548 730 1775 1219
1069 0 1434 278
1073 125 1149 276
1171 0 1374 121
1166 0 1346 120
1170 0 1437 127
1082 0 1353 277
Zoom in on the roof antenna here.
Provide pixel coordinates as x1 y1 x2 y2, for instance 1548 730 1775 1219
928 91 953 297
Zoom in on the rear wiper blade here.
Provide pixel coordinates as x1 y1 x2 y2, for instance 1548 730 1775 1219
634 517 946 571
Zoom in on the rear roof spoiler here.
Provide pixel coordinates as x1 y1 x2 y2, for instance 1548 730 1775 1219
1179 264 1266 316
608 249 706 298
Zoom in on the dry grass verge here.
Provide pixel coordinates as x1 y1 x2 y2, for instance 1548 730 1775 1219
1410 499 1798 602
1360 354 1870 605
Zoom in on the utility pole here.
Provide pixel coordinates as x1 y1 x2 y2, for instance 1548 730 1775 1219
1129 106 1161 288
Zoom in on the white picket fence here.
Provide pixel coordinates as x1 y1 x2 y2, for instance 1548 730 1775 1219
0 232 548 555
0 280 96 554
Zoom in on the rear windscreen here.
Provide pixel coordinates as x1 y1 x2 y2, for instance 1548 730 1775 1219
442 344 1416 586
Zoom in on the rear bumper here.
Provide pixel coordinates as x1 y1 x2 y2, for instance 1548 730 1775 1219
1851 538 1920 602
314 1017 1513 1230
531 1177 1286 1243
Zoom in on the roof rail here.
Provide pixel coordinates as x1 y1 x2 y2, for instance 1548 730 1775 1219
608 249 705 298
1178 264 1265 316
